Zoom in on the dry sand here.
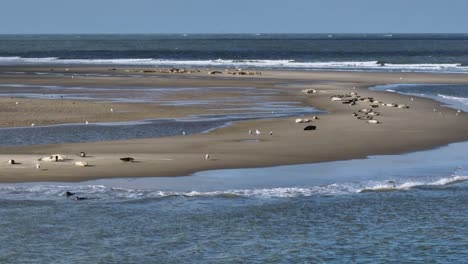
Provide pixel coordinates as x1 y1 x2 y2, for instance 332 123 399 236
1 66 468 182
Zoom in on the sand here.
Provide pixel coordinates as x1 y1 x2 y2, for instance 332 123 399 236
1 66 468 183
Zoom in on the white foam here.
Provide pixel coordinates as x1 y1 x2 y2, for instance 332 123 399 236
1 57 468 73
359 175 468 193
437 94 468 107
1 174 467 200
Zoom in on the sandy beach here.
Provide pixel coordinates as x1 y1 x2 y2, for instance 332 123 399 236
1 66 468 182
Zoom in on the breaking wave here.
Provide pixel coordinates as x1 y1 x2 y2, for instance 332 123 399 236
1 175 467 201
1 57 468 73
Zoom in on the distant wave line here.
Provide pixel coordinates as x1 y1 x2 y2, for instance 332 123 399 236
1 57 468 73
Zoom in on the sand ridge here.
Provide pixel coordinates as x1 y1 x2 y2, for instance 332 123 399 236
1 67 468 182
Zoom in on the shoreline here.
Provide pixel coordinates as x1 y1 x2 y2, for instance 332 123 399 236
1 67 468 183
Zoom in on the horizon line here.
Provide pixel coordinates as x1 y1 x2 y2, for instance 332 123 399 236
1 32 468 35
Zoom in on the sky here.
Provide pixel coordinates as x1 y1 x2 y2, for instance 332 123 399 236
1 0 467 34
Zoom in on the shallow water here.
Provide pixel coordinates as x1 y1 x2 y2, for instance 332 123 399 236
1 142 468 263
0 83 321 146
1 107 468 262
371 83 468 112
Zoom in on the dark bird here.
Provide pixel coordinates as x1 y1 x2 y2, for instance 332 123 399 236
304 125 317 131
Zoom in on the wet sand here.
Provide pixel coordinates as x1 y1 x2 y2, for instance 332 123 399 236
1 67 468 182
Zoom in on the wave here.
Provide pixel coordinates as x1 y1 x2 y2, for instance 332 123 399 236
370 83 468 112
358 175 468 193
1 57 468 73
1 175 467 201
437 94 468 107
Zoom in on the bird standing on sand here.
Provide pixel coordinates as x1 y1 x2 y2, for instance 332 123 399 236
255 129 261 135
411 97 414 101
269 131 273 135
110 108 114 112
205 154 210 160
249 130 253 135
182 131 186 135
31 123 35 127
85 120 89 124
35 163 40 169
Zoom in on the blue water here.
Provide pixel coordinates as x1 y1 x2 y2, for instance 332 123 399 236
371 83 468 112
2 35 468 262
2 34 468 72
1 141 468 263
1 86 468 262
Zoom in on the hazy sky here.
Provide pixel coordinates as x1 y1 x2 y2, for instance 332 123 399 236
1 0 467 34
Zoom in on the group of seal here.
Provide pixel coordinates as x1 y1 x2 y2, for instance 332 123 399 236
329 90 413 125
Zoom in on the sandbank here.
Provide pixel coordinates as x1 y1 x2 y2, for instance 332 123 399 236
1 66 468 182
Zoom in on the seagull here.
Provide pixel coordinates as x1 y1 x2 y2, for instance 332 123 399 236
110 108 114 112
31 123 35 127
182 131 186 135
249 130 253 135
433 108 437 112
35 163 40 169
255 129 261 135
205 154 210 160
15 101 19 105
269 131 273 135
85 120 89 125
411 97 414 101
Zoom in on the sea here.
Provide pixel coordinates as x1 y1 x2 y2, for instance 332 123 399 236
1 34 468 263
1 33 468 72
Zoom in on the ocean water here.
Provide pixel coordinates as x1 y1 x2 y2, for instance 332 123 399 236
371 83 468 112
2 35 468 262
1 141 468 263
2 34 468 72
0 88 467 262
